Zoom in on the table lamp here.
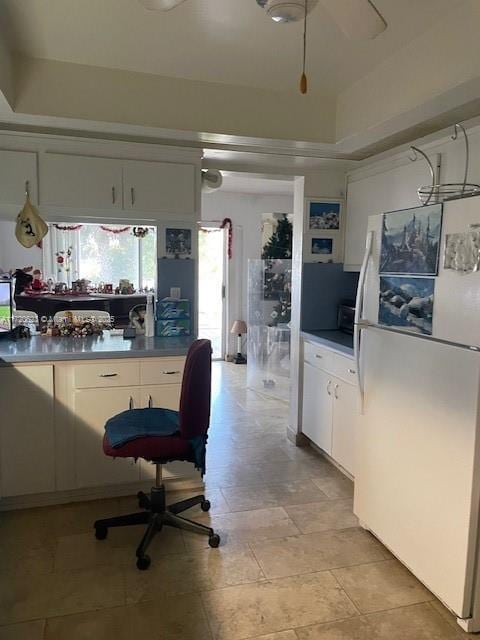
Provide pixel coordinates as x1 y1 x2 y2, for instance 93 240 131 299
231 320 247 364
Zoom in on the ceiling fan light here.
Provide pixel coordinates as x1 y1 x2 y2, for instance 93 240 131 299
265 1 307 23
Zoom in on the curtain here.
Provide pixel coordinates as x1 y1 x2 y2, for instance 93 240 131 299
42 224 80 287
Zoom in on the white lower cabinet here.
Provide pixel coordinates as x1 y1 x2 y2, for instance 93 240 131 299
302 362 333 455
74 387 142 488
302 341 359 476
0 364 55 497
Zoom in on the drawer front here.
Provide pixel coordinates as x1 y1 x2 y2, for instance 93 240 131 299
330 353 358 386
303 341 333 371
74 361 140 389
140 358 186 386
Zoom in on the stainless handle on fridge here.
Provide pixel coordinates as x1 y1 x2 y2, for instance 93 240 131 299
354 230 374 413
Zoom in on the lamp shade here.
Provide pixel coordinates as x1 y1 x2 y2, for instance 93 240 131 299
230 320 247 335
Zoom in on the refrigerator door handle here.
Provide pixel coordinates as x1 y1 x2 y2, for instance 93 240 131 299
354 230 374 413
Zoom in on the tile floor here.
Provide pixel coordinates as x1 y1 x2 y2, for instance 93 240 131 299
0 363 467 639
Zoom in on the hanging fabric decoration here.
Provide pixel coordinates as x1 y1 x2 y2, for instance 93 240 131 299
15 195 49 249
53 223 83 232
220 218 233 260
100 225 131 234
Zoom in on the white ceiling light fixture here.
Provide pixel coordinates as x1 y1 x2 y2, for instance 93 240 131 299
256 0 318 23
138 0 186 11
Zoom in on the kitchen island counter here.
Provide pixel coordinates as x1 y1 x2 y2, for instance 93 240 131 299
0 332 195 364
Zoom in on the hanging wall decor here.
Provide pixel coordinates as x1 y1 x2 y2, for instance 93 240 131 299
100 225 131 234
165 228 192 258
132 226 149 238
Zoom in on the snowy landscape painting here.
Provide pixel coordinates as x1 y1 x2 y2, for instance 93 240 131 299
311 238 333 255
380 204 442 275
309 201 340 230
379 276 435 335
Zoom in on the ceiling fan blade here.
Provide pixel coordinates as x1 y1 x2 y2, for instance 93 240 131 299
320 0 387 40
138 0 187 10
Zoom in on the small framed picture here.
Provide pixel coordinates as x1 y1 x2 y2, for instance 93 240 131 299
307 199 342 231
165 228 192 258
311 238 333 256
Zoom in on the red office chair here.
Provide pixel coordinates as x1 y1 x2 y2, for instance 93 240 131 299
93 339 220 570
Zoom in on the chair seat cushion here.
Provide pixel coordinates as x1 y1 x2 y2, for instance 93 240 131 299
103 432 195 463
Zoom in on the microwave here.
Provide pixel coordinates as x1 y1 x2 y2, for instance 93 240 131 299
337 302 355 335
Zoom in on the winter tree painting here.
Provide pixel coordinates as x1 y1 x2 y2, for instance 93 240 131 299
380 204 442 275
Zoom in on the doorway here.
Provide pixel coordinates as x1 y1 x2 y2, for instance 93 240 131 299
198 226 226 360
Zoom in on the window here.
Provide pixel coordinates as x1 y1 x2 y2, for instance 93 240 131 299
43 223 156 290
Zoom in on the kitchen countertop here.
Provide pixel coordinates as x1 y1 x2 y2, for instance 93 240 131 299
301 330 354 357
0 332 195 364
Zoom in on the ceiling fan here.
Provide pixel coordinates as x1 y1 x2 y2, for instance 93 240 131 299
138 0 387 94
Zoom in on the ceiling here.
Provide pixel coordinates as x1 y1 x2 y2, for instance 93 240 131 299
0 0 460 96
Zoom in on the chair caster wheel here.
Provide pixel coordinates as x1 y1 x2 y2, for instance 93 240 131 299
208 533 220 548
136 555 151 571
95 525 108 540
201 500 211 512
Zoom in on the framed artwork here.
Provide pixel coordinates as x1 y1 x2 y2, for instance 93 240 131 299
380 204 442 275
308 200 341 230
165 228 192 258
378 276 435 336
311 237 333 256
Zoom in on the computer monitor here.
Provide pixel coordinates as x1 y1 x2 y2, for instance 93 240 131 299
0 281 12 333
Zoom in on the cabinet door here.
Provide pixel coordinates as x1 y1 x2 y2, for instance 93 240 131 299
0 149 38 206
332 379 360 476
74 387 141 488
124 160 195 215
41 153 122 210
302 362 333 454
0 365 55 496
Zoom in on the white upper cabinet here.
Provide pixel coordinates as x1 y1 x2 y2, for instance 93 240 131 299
41 153 123 211
344 160 433 270
0 149 38 205
123 160 196 215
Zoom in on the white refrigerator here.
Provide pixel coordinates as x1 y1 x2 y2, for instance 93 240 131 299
353 195 480 632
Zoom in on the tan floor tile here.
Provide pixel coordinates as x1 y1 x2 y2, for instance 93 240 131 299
295 602 461 639
45 594 212 640
0 565 125 625
204 463 269 489
261 461 319 484
167 488 232 514
201 571 357 640
183 507 299 547
285 499 358 534
125 543 264 602
246 632 297 640
0 544 54 577
207 445 291 469
0 620 45 640
311 475 354 500
251 528 387 579
332 560 434 614
221 480 328 512
429 599 463 633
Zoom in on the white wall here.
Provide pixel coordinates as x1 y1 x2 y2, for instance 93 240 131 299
0 220 43 274
201 190 293 356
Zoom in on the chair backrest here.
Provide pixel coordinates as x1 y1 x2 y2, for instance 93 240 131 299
179 339 212 440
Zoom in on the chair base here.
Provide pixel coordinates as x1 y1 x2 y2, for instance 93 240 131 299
94 485 220 570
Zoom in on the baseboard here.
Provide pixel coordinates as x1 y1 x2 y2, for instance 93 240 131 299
0 477 204 511
287 427 309 446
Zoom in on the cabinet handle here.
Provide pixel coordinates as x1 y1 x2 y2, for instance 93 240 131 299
25 180 30 198
315 354 323 359
348 368 356 374
162 370 180 375
334 383 339 400
327 380 332 396
129 396 134 410
131 186 135 206
148 394 153 408
99 373 118 378
112 186 116 204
